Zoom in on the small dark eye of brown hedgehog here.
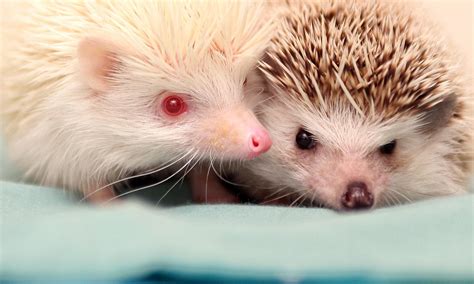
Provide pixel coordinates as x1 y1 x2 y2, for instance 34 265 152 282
379 140 396 155
295 128 317 150
236 0 472 211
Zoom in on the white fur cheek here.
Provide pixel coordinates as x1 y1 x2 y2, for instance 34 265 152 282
381 129 468 206
233 101 310 198
6 87 107 191
242 143 307 202
6 81 193 192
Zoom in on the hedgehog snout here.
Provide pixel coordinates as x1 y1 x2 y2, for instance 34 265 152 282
341 181 374 210
200 107 272 160
301 151 385 211
247 127 272 159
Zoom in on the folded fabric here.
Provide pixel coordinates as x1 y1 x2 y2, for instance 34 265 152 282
1 181 472 283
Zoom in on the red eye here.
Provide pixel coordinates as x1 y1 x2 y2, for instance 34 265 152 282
161 94 187 116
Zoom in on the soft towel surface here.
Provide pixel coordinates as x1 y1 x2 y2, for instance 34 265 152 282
1 181 473 283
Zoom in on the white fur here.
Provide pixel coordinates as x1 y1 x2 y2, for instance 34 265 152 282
237 94 470 209
1 0 275 192
235 0 472 209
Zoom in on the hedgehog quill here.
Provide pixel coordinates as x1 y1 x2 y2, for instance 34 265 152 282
234 0 473 210
0 0 274 202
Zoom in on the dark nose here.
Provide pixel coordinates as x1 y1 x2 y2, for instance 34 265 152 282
341 181 374 210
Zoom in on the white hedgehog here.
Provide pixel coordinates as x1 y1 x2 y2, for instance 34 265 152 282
233 0 473 210
0 0 274 201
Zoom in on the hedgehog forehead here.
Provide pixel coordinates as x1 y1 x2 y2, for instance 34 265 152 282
123 53 246 107
183 56 246 105
262 0 456 120
106 0 271 104
269 96 420 155
96 0 271 91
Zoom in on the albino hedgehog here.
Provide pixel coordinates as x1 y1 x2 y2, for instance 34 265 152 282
0 0 274 201
234 0 473 210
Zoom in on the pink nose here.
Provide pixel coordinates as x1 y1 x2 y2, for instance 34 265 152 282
247 128 272 158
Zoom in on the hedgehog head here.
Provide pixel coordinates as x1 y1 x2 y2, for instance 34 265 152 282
1 0 275 190
241 0 470 210
75 1 276 165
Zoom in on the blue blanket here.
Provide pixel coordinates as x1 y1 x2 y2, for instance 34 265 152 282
0 180 473 283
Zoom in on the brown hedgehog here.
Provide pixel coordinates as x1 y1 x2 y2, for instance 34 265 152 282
234 0 473 210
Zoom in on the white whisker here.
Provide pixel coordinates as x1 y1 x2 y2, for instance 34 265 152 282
210 161 249 188
156 153 202 206
263 186 288 199
80 148 195 202
289 193 306 207
102 151 199 204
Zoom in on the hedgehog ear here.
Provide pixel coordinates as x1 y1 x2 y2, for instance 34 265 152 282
419 94 457 134
78 37 121 92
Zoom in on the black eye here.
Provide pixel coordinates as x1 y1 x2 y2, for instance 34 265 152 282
379 140 397 155
296 129 317 150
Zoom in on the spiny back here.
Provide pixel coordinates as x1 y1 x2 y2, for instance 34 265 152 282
261 0 465 120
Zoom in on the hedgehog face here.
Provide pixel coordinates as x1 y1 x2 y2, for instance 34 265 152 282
69 0 275 177
243 98 416 210
73 36 273 180
241 94 464 210
237 1 468 210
